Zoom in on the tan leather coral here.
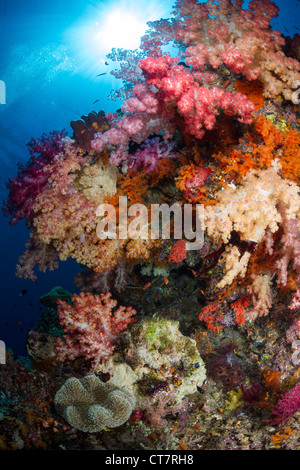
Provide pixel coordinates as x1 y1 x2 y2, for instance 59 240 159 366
54 374 135 432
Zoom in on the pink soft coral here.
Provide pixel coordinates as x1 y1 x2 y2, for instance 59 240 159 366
264 203 300 286
141 0 300 99
91 84 175 166
289 289 300 311
169 240 187 263
140 55 255 137
128 137 176 173
55 292 137 369
15 238 59 281
91 56 255 166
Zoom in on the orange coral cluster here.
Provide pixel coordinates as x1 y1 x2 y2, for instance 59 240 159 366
214 115 300 184
175 163 212 203
26 144 172 277
231 296 250 325
270 427 294 449
261 369 283 393
198 303 225 333
234 80 265 111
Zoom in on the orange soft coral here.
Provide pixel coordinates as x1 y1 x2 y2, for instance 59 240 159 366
231 296 250 325
198 303 225 333
175 163 212 202
234 80 265 111
214 115 300 184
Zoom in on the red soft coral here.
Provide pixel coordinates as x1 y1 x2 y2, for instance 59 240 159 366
55 292 137 369
169 239 187 263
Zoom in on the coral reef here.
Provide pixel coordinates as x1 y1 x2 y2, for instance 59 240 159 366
2 0 300 452
97 317 206 405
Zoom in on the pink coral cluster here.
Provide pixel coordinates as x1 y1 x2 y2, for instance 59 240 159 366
55 292 137 369
140 55 255 137
91 83 175 165
289 289 300 311
141 0 300 99
15 238 59 281
92 56 255 165
128 137 176 173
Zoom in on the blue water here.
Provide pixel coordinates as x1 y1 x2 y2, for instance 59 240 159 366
0 0 299 355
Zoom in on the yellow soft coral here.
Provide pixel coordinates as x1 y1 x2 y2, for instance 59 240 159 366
75 158 119 204
205 162 300 288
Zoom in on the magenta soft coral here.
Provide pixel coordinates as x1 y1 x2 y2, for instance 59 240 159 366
3 130 67 224
270 382 300 425
91 56 255 166
55 292 137 369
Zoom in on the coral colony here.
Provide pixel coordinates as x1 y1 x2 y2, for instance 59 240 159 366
1 0 300 451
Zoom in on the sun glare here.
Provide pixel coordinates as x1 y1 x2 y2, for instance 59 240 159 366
97 9 148 50
66 1 171 77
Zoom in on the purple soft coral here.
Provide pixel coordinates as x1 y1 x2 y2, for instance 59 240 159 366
3 130 67 224
128 137 176 174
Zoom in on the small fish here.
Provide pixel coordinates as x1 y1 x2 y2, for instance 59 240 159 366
28 302 33 306
284 27 288 33
105 61 109 66
96 72 107 77
19 289 27 296
188 268 199 277
163 276 169 285
93 99 100 104
143 282 151 290
177 61 190 68
197 386 205 394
